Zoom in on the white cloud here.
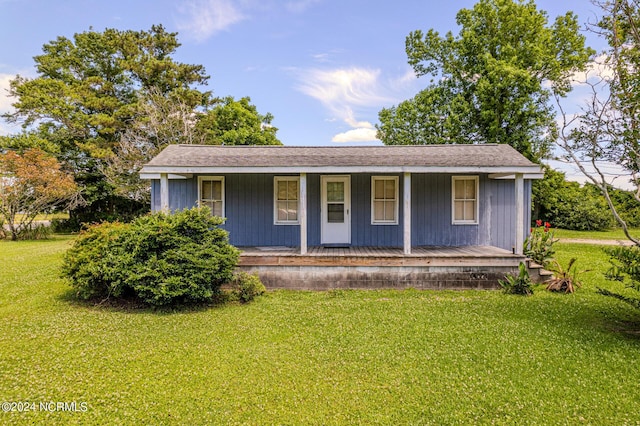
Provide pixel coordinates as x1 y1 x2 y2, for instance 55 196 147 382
295 67 394 141
391 67 418 89
0 73 14 114
0 73 20 136
177 0 246 41
547 159 636 191
332 127 379 143
568 54 615 86
297 67 389 106
176 0 321 41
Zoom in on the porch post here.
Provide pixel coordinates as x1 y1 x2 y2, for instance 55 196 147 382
160 173 169 212
403 172 411 255
515 173 524 255
299 172 307 254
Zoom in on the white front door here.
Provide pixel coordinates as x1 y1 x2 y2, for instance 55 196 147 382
321 175 351 245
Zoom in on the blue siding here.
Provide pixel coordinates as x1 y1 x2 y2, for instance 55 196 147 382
224 174 299 246
350 174 403 246
151 180 159 211
307 174 321 246
150 179 197 212
486 177 516 251
412 174 479 247
305 174 403 246
411 174 520 250
150 173 531 250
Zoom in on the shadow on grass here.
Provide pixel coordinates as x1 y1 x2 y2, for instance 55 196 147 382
56 287 240 315
504 289 640 343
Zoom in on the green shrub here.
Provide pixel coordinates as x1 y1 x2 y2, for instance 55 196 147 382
598 245 640 309
499 262 534 295
61 208 240 306
532 168 614 231
229 272 266 303
610 188 640 228
60 221 132 300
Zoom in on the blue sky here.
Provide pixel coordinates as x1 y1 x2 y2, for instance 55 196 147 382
0 0 608 147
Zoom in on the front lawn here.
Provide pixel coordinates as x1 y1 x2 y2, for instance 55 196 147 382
554 227 640 240
1 237 640 424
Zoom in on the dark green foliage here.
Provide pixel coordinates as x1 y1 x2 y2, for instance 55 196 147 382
499 262 534 295
524 221 557 266
605 245 640 289
60 221 131 300
61 208 239 306
196 97 282 146
50 217 79 234
609 187 640 228
228 272 266 303
532 167 614 231
600 245 640 309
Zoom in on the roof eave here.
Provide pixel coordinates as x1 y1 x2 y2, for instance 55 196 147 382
140 165 543 178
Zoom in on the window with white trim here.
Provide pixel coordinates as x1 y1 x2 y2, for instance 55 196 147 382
274 177 299 224
371 176 399 224
198 176 225 217
452 176 478 224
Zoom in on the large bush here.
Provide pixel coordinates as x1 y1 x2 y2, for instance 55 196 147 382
532 167 614 231
62 208 239 306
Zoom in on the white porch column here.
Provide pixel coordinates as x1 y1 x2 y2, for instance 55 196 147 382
299 172 307 255
160 173 169 212
403 172 412 255
515 173 524 255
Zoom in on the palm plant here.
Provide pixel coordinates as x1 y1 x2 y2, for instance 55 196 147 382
545 258 587 293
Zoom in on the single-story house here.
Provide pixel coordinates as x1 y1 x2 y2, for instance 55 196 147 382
140 144 543 289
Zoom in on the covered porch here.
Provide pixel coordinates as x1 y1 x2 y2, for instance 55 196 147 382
238 245 526 290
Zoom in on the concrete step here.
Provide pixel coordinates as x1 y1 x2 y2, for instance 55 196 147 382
527 260 553 283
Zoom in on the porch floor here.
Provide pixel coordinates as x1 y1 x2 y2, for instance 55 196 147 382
238 246 525 290
239 245 523 267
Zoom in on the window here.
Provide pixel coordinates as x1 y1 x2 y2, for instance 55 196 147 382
198 176 225 217
274 177 299 224
371 176 398 224
452 176 478 224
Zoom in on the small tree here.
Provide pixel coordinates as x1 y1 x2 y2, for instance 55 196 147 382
0 148 80 240
554 1 640 307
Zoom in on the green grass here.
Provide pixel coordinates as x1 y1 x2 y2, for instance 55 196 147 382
1 238 640 424
554 227 640 240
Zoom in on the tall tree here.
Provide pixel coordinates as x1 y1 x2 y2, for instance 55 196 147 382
2 25 211 223
377 0 593 161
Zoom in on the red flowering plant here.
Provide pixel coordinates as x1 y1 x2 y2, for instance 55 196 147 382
524 220 558 266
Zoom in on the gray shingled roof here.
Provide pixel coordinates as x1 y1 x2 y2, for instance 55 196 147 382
142 144 539 173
